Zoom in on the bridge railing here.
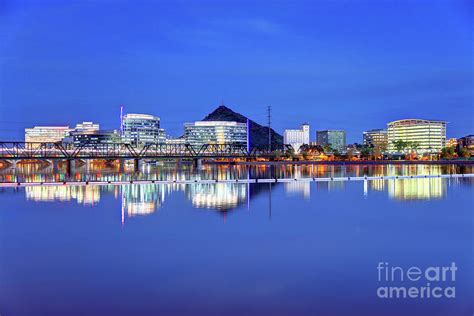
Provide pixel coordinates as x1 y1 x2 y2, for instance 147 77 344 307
0 142 292 159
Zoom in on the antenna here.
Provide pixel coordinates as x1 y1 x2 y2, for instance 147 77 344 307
120 105 124 135
267 105 272 151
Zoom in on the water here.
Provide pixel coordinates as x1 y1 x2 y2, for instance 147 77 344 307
0 164 473 315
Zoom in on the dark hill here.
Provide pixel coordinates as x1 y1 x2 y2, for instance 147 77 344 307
203 105 283 147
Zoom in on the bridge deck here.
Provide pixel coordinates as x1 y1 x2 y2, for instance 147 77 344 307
0 142 290 160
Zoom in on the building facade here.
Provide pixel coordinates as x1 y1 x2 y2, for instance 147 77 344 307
74 121 100 133
70 130 121 147
457 135 474 154
363 129 388 149
122 114 165 147
25 126 71 143
284 123 310 152
387 119 447 154
184 121 248 146
316 130 346 152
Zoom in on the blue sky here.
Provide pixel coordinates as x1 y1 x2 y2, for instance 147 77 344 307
0 0 472 142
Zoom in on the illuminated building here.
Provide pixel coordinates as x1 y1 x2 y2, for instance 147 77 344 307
457 135 474 154
25 126 71 143
70 130 121 147
284 123 310 152
74 121 100 133
184 121 247 146
316 130 346 152
445 138 457 148
387 119 447 154
122 114 165 146
165 137 186 145
363 129 388 149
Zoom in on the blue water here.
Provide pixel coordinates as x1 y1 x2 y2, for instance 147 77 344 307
0 165 473 315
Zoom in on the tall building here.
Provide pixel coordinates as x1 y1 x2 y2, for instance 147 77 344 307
387 119 447 154
316 130 346 152
363 129 388 149
184 121 248 146
122 114 165 146
25 126 71 143
284 123 310 152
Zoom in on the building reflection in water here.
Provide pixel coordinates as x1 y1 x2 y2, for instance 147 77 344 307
186 183 248 210
121 184 170 217
11 163 474 216
25 185 106 205
385 165 445 200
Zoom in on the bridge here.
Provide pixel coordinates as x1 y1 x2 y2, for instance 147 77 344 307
0 141 292 170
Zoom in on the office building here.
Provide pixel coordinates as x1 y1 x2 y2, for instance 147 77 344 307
122 114 165 146
71 130 121 147
184 121 248 146
284 123 310 152
457 135 474 154
387 119 447 154
74 122 100 133
363 129 388 149
316 130 346 152
25 126 71 143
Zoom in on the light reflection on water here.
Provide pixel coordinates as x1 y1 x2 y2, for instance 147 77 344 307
0 163 473 183
2 165 471 224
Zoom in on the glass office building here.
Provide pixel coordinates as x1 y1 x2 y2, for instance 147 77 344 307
184 121 248 146
363 129 388 149
316 130 346 152
387 119 446 154
122 114 165 146
70 130 121 147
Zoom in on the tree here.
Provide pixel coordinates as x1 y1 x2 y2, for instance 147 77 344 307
440 147 456 159
459 147 471 159
373 145 382 160
409 142 420 153
359 145 373 159
392 140 408 153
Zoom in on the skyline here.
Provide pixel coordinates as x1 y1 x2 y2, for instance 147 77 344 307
1 0 472 142
7 103 467 144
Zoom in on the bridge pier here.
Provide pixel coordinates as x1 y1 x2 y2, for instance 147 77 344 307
65 159 77 175
192 158 202 169
133 158 144 172
118 159 125 173
10 160 18 170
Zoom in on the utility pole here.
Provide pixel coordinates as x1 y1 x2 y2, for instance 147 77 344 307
267 105 272 151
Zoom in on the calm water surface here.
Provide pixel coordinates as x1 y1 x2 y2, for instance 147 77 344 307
0 164 473 315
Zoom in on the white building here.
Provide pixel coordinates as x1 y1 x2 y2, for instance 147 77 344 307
25 126 71 143
184 121 248 146
284 123 310 152
74 121 100 133
122 114 165 146
387 119 447 154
